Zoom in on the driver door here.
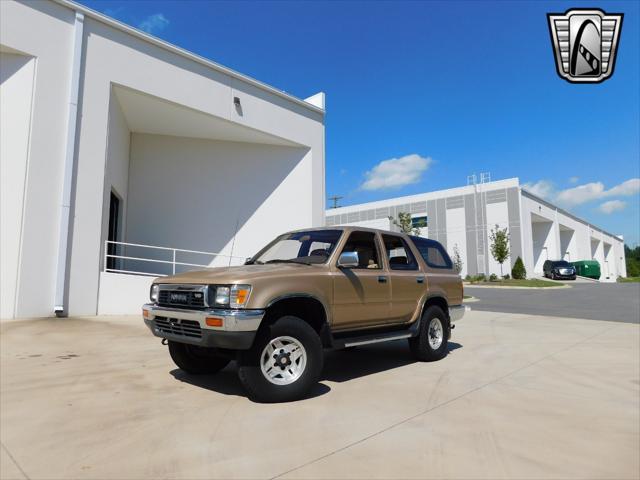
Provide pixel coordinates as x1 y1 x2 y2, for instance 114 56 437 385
332 231 391 330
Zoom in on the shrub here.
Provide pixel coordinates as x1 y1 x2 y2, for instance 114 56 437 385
512 257 526 279
472 274 486 283
464 274 472 282
502 274 510 280
489 273 498 282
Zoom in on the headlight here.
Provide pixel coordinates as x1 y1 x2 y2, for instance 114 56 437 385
150 284 159 302
215 286 230 305
211 284 252 308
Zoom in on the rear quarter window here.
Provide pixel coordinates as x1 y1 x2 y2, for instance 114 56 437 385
410 237 453 269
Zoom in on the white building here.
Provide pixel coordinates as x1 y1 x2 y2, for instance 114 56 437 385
326 178 627 280
1 0 325 319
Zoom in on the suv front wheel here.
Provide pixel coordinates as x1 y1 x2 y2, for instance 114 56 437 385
238 316 323 403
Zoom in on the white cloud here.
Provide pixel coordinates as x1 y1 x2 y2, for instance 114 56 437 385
568 176 579 184
522 180 554 199
139 13 169 34
522 177 640 208
598 200 627 214
605 178 640 197
555 182 605 207
360 154 432 191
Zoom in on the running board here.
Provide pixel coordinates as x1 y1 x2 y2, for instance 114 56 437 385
331 323 420 349
343 333 412 348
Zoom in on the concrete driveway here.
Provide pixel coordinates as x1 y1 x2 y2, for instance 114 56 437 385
1 311 638 479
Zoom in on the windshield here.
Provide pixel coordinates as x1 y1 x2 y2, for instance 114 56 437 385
553 261 572 267
249 230 343 265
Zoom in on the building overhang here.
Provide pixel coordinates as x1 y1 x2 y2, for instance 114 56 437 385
112 85 302 147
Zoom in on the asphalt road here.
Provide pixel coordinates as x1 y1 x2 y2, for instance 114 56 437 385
466 282 640 323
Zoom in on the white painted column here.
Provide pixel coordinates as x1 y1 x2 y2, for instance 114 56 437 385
54 12 84 316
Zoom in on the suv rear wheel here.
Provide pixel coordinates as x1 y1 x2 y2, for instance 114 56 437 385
168 341 230 374
238 316 323 403
409 305 449 361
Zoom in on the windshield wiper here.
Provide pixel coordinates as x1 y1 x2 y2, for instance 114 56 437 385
264 259 311 266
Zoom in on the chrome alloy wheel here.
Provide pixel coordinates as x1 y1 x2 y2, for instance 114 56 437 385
260 336 307 385
428 317 444 350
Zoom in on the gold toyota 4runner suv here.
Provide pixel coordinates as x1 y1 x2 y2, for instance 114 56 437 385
143 227 468 402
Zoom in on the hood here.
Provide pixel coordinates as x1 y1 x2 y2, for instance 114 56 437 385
154 263 322 285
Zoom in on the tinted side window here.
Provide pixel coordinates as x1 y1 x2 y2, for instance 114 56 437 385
340 231 381 269
382 235 419 270
410 237 453 269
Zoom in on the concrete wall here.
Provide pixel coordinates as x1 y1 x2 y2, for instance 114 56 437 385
67 15 323 316
0 52 36 318
100 92 131 253
1 0 75 318
97 272 153 315
124 134 311 272
1 0 325 318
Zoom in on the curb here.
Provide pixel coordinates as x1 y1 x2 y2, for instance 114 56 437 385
464 283 571 290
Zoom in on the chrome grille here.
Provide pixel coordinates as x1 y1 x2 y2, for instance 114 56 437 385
154 317 202 339
158 289 206 309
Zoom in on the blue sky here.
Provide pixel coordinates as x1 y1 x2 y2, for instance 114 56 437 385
79 0 640 245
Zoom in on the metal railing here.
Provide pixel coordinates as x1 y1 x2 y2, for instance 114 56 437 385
103 240 245 277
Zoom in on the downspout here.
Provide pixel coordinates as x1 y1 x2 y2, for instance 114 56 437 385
54 11 84 316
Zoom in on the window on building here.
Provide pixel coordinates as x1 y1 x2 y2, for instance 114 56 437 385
411 216 428 228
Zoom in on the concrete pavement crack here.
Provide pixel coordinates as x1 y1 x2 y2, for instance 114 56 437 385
1 441 30 480
271 322 622 480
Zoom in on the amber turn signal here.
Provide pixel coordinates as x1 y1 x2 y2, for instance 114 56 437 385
142 308 150 320
206 317 224 327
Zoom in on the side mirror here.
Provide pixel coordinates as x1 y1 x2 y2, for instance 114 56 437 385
337 251 359 268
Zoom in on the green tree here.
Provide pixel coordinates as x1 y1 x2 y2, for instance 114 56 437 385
625 244 640 277
489 224 510 276
389 212 425 236
452 244 463 274
511 256 527 279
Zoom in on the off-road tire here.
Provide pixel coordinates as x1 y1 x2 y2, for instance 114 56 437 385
409 305 449 362
238 316 323 403
168 340 230 374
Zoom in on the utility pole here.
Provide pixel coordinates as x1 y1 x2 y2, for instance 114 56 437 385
328 195 343 209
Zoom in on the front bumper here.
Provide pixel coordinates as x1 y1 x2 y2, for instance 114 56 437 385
142 304 265 349
449 305 469 324
553 271 576 279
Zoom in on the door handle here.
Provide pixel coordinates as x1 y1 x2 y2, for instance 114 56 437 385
416 276 425 284
378 276 388 283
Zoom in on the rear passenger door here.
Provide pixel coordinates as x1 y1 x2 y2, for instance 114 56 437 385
381 234 425 323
